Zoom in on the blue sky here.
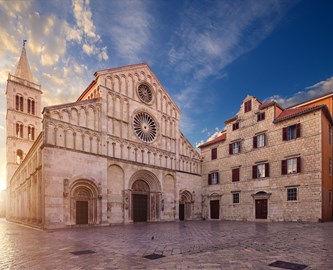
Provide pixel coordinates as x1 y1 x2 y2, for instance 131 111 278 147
0 0 333 190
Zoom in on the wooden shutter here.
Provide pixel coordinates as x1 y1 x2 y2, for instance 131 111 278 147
281 160 287 175
208 173 212 185
264 133 266 146
296 123 301 138
229 144 233 154
232 168 239 182
253 136 257 148
265 163 270 177
262 112 265 120
216 172 219 184
252 165 257 179
297 157 301 173
238 142 241 153
282 127 288 141
211 148 217 160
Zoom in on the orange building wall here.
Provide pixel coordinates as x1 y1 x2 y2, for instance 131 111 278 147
321 112 333 221
300 96 333 117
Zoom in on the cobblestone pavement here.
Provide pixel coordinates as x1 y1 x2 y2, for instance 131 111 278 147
0 219 332 270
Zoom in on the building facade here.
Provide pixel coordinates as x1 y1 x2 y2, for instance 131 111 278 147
6 45 202 229
199 95 333 222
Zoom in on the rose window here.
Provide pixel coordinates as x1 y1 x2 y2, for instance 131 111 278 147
133 112 157 143
137 84 153 103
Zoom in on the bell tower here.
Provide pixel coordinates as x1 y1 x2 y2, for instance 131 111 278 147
6 40 43 184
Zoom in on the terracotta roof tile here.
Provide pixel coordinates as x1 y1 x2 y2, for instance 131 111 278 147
198 133 226 148
274 105 327 123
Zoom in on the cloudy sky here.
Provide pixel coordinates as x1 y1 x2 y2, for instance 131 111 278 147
1 0 333 190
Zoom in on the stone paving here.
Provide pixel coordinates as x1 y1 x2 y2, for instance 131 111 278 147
0 219 332 270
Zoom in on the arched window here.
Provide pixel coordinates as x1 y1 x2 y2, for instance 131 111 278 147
16 149 23 164
16 95 24 112
28 98 35 115
16 122 23 138
28 125 35 140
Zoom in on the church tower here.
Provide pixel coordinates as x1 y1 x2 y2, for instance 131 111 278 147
6 41 42 184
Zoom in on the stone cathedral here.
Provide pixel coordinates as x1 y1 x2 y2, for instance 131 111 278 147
6 44 202 229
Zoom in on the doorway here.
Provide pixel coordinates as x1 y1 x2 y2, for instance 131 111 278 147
132 194 148 222
255 199 268 219
210 200 220 219
76 201 88 224
179 204 185 220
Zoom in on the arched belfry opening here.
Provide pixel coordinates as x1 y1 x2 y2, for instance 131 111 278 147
179 190 193 220
128 170 161 222
70 180 99 225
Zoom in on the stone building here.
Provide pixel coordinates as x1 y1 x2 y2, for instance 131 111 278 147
199 95 333 222
6 44 202 229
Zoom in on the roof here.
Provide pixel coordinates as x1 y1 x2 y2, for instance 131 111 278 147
259 101 283 110
274 104 333 124
198 132 226 148
15 43 34 83
224 115 238 124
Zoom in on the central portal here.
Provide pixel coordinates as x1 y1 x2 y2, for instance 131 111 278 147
132 180 150 222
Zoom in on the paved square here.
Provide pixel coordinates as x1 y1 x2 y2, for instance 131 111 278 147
0 219 332 269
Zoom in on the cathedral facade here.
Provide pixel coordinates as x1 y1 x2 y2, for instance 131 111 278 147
6 45 202 229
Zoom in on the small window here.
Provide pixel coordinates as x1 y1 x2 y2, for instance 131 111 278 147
16 95 24 112
16 122 23 138
253 133 265 148
233 193 240 204
229 142 241 155
253 163 269 179
208 172 219 185
329 190 332 204
16 149 23 164
28 98 35 115
232 168 240 182
282 157 301 175
232 122 239 131
28 126 35 140
329 126 332 145
257 112 265 121
287 188 297 201
211 148 217 160
244 100 252 113
330 158 332 176
283 124 300 141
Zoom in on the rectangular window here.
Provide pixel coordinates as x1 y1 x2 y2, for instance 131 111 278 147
244 100 252 113
16 95 20 110
232 122 239 130
233 193 240 204
232 168 240 182
253 133 265 148
330 158 332 176
329 191 332 204
208 172 219 185
257 112 265 121
20 96 23 112
253 163 269 179
329 126 332 145
282 157 301 175
287 188 297 201
28 99 31 114
211 148 217 160
229 142 241 154
282 124 300 141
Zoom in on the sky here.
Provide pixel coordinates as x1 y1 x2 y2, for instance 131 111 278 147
0 0 333 191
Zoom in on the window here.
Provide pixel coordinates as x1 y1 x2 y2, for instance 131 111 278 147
330 158 332 176
287 188 297 201
27 98 35 115
211 148 217 160
229 141 241 155
233 193 240 204
329 126 332 145
232 168 240 182
281 157 301 175
208 172 219 185
329 191 332 204
28 126 35 140
244 100 252 113
16 122 23 138
16 95 24 111
232 122 239 130
282 124 300 141
253 163 269 179
16 149 23 164
253 133 265 148
257 112 265 121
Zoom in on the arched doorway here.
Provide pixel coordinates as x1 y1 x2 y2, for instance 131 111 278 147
179 191 192 220
70 180 99 225
132 180 149 222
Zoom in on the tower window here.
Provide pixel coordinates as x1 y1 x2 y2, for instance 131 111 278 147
28 98 35 115
16 149 23 164
28 125 35 140
16 122 23 138
16 95 24 112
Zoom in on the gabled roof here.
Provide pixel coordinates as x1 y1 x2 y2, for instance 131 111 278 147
273 104 333 124
198 132 226 148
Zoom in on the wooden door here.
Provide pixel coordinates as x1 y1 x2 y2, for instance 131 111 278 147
255 199 268 219
133 194 148 222
210 200 220 219
179 204 185 220
76 201 88 224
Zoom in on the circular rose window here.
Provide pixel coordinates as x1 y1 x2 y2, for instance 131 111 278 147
137 84 153 104
133 112 157 143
